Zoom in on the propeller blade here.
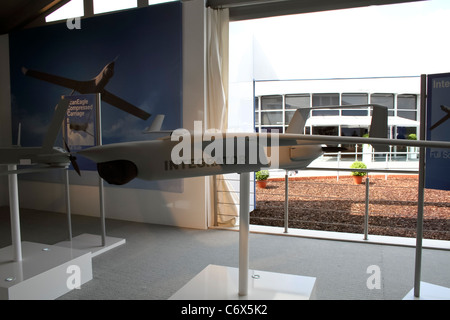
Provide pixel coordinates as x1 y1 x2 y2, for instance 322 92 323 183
63 139 81 176
71 156 81 176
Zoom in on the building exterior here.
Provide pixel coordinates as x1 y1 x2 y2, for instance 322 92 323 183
254 76 421 161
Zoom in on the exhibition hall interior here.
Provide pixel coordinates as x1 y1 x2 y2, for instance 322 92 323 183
0 0 449 301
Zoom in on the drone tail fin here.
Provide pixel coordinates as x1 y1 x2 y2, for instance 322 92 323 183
41 97 70 153
368 104 389 152
285 109 310 134
286 104 389 152
144 114 165 132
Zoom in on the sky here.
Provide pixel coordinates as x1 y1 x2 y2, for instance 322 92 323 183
230 0 450 80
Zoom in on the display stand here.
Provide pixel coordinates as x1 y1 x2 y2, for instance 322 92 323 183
0 241 92 300
55 233 125 258
403 282 450 300
1 94 125 299
61 93 124 253
170 172 316 300
0 165 93 300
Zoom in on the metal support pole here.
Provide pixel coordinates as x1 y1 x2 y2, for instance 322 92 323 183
239 172 250 296
414 74 428 298
414 146 425 297
8 164 22 262
99 178 106 247
364 177 370 240
213 175 218 227
64 169 72 241
83 0 94 17
96 93 106 247
284 171 289 233
137 0 149 7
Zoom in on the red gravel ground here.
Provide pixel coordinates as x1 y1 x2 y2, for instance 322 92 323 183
251 175 450 240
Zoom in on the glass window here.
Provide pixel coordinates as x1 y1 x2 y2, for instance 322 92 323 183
259 127 282 133
312 126 338 136
397 94 417 110
341 127 366 137
261 111 283 125
94 0 137 14
285 111 295 124
371 93 394 108
312 93 339 107
342 93 368 105
398 111 417 120
312 93 339 116
371 93 394 116
342 93 369 116
46 0 84 22
285 94 310 109
261 96 282 110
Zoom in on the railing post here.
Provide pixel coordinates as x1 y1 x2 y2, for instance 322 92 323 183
239 172 250 296
213 175 218 227
364 176 370 240
284 171 289 233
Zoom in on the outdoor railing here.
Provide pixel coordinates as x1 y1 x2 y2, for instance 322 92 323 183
214 149 450 242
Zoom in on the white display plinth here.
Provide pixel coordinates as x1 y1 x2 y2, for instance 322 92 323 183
403 282 450 300
170 264 316 300
55 233 126 257
0 241 92 300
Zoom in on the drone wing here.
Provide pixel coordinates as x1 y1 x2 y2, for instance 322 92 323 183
277 133 450 149
22 67 87 92
101 90 151 121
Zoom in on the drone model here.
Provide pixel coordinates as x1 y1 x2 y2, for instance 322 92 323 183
22 59 150 121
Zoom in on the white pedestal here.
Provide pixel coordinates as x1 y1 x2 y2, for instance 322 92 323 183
170 264 316 300
403 282 450 300
0 242 92 300
0 234 125 300
55 233 126 257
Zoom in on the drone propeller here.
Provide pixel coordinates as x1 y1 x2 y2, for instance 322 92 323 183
63 140 81 176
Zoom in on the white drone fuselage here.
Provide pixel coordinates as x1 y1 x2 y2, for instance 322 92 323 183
78 137 323 185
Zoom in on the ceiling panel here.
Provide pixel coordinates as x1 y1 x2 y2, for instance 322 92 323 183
0 0 70 35
207 0 425 21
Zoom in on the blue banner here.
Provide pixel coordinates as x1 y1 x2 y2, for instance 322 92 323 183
64 94 98 171
426 73 450 190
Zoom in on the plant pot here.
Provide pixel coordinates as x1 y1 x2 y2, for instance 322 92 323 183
256 180 267 189
352 175 363 185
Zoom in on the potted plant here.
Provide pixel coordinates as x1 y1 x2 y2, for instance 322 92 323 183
255 170 269 188
350 161 367 185
407 133 418 159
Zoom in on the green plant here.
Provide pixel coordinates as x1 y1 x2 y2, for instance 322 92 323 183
350 161 367 176
255 170 269 181
407 133 417 140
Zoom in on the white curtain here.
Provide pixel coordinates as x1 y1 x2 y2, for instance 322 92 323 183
206 7 238 227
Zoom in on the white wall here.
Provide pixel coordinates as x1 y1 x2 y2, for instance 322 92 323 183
1 0 209 230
